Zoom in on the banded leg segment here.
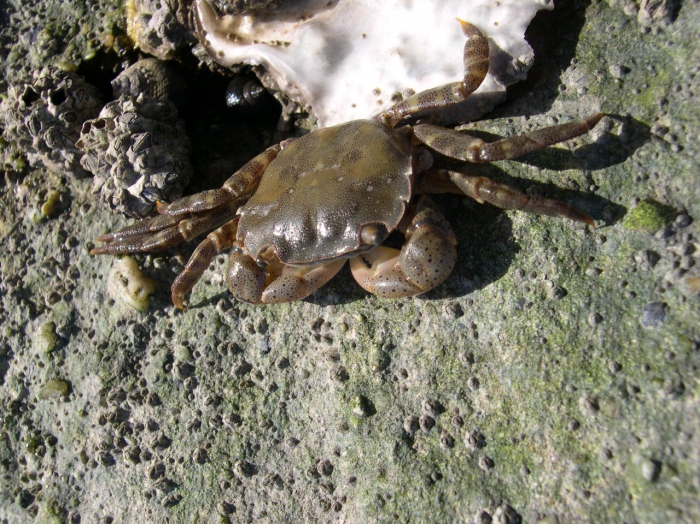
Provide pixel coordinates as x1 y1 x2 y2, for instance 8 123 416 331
350 197 457 298
91 141 286 256
377 20 489 128
90 200 241 255
438 169 593 225
158 141 287 217
414 113 603 163
226 251 346 305
170 218 240 310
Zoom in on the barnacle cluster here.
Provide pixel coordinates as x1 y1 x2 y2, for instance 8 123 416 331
125 0 193 60
0 68 102 178
111 57 186 108
77 87 192 217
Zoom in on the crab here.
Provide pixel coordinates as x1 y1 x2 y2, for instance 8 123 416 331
92 20 602 310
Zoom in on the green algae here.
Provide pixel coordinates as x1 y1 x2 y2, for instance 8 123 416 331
622 199 677 232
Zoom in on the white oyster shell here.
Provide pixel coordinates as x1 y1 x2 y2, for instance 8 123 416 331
194 0 553 127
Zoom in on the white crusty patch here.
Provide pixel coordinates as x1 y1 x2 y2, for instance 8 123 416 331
194 0 552 127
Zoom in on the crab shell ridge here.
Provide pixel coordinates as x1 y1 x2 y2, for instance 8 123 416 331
238 119 414 265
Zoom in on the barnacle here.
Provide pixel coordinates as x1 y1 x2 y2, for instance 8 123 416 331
125 0 193 60
0 68 102 178
77 93 192 217
107 256 157 311
111 58 187 109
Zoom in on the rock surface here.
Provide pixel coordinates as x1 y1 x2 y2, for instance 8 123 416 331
0 0 699 523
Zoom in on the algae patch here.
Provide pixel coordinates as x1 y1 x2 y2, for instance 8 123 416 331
622 199 677 232
33 321 59 354
39 379 71 399
40 189 62 217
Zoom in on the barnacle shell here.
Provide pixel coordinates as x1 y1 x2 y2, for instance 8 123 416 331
125 0 193 60
112 58 187 110
193 0 555 127
77 94 193 217
0 68 102 178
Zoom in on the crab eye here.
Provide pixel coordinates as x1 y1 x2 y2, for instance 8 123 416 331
255 245 277 267
359 224 387 246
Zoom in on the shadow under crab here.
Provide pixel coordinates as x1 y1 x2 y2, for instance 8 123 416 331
92 20 602 310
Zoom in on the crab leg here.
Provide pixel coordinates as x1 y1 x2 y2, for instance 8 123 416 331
91 141 287 254
377 20 489 128
91 200 241 255
413 113 603 163
158 142 287 217
350 197 457 298
226 250 346 304
425 169 593 225
170 218 240 310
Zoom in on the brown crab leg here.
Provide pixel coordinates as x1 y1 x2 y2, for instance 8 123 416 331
377 20 489 128
170 218 240 310
413 113 603 163
94 213 183 244
426 169 593 226
91 200 240 255
92 140 290 255
157 142 288 217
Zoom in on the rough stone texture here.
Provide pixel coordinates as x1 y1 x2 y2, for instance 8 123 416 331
0 0 125 89
1 1 699 523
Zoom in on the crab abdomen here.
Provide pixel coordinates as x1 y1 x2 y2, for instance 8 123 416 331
238 120 413 265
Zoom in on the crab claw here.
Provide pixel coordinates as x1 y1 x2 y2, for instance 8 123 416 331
350 198 457 298
226 248 346 304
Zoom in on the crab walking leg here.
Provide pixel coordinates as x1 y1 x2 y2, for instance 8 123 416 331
413 113 603 163
432 169 594 225
94 213 182 244
377 20 489 128
350 197 457 298
157 141 288 217
170 218 240 310
91 141 288 254
91 200 241 255
226 251 346 304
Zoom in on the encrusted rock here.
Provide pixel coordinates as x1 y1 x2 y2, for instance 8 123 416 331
112 58 186 109
126 0 194 60
638 0 679 26
0 68 102 177
211 0 286 15
77 94 192 216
